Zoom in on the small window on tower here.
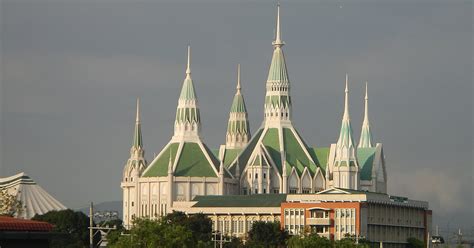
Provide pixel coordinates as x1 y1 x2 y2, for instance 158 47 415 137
255 173 258 179
131 202 134 207
263 173 266 179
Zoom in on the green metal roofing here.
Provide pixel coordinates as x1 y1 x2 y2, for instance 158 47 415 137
222 149 242 168
192 194 287 207
262 128 282 173
359 124 373 148
283 128 317 175
230 94 247 113
132 121 142 149
143 143 179 177
179 77 196 101
337 119 355 148
232 129 264 175
267 47 289 85
174 143 217 177
308 147 329 173
357 148 376 180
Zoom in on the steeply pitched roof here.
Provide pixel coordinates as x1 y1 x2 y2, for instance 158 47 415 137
262 128 281 172
192 194 287 207
222 148 242 168
174 143 217 177
357 148 376 180
142 143 179 177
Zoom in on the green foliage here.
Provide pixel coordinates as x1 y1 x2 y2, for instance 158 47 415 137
109 211 213 248
288 233 332 248
32 209 100 248
407 237 425 248
246 221 288 248
0 189 23 217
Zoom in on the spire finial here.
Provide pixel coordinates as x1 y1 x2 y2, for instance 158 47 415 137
136 98 140 123
363 81 368 122
272 2 284 47
186 45 191 76
344 74 350 120
236 64 241 91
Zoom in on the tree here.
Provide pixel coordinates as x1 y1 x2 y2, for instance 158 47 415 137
109 217 194 248
163 211 212 245
288 233 332 248
246 221 288 248
0 189 23 217
407 237 424 248
32 209 100 248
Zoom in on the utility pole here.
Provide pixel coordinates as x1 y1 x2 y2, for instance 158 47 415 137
89 202 94 248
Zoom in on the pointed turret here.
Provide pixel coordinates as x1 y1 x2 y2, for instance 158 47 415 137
265 3 291 125
332 74 359 190
358 82 373 148
133 98 143 150
226 64 251 148
121 99 147 227
336 74 357 156
130 98 145 160
173 46 201 141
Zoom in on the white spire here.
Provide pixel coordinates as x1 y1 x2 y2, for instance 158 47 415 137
136 98 140 123
185 45 191 77
359 81 373 148
343 73 350 120
363 81 368 122
272 2 284 47
236 63 241 91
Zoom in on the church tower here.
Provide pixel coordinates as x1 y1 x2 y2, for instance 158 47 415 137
226 64 251 149
227 3 325 195
332 75 360 190
121 99 147 228
359 82 373 148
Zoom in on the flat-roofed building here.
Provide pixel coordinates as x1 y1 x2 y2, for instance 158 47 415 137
281 188 432 248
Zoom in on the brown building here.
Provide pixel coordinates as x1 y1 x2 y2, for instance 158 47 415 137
281 188 432 248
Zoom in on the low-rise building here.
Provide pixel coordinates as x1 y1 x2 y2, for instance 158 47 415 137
177 188 431 247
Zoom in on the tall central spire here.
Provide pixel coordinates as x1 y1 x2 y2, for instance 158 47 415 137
264 3 291 125
272 3 284 47
133 98 143 150
173 45 201 141
359 82 373 148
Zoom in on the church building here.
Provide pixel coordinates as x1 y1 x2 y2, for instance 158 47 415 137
121 4 387 228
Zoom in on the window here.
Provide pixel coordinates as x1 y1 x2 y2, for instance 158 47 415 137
289 188 297 194
263 173 266 179
273 189 280 194
255 173 258 179
254 188 258 194
243 188 248 195
131 202 134 207
263 188 266 194
302 188 311 194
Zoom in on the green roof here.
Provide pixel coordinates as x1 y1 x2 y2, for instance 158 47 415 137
143 143 179 177
283 128 317 175
357 148 376 180
232 129 264 175
174 143 218 177
230 94 247 113
192 194 287 207
262 128 282 173
222 149 241 168
267 47 289 85
308 147 329 173
179 77 196 100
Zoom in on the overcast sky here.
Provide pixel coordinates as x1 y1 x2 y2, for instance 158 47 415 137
1 0 472 231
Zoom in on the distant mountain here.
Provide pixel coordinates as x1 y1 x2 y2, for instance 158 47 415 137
77 200 122 220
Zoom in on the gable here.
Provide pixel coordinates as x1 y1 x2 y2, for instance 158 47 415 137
174 143 218 177
142 143 179 177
